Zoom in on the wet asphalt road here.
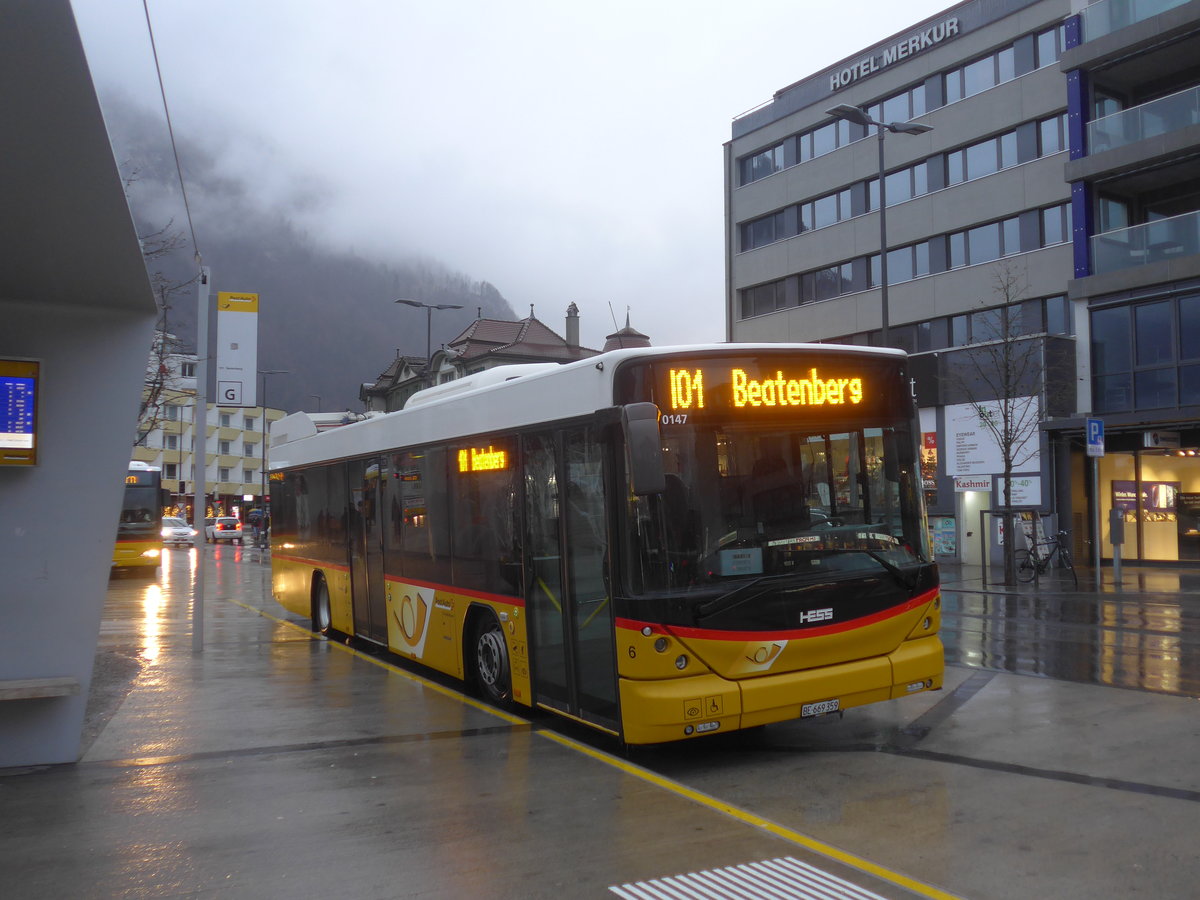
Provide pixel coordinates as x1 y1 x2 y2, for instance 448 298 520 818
9 546 1199 899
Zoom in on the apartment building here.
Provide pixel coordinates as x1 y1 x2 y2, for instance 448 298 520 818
132 336 285 521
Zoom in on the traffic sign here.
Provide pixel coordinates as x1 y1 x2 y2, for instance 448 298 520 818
1086 417 1104 458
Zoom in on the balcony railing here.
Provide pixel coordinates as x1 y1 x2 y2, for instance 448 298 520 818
1080 0 1190 41
1088 84 1200 153
1091 209 1200 275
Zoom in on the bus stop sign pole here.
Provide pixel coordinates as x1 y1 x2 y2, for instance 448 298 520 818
1086 418 1104 591
193 267 211 652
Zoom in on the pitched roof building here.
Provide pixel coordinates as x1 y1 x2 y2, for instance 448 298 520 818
361 303 625 413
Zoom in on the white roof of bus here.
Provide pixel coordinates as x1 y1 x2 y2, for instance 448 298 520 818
269 343 905 471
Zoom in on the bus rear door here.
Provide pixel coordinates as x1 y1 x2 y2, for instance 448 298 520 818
348 456 388 643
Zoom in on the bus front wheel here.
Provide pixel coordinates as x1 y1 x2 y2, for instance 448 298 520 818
312 576 333 636
473 614 512 706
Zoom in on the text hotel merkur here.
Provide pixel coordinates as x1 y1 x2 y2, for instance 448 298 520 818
830 17 959 90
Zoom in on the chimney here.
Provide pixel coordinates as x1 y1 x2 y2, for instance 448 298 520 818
565 302 580 349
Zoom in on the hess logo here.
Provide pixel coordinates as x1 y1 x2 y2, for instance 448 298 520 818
798 608 834 624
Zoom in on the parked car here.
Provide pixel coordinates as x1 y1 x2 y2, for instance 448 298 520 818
161 516 197 547
206 516 243 544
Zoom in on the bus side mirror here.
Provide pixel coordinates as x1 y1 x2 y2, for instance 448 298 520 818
622 402 666 495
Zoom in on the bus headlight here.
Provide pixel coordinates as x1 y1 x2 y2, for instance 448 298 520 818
675 654 688 670
142 549 161 559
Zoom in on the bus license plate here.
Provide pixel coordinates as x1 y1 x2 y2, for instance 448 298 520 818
802 699 839 718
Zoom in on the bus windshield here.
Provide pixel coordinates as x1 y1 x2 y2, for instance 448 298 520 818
624 421 928 600
118 484 160 540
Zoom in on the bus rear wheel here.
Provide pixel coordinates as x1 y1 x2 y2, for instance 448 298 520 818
312 576 333 635
473 614 511 706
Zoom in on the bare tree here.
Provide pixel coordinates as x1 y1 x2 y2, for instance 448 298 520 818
942 261 1046 584
135 221 198 447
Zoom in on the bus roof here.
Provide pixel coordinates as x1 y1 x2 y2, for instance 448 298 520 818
269 342 906 471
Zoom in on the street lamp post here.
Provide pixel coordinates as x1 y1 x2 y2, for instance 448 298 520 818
825 104 933 347
258 368 289 546
395 299 464 387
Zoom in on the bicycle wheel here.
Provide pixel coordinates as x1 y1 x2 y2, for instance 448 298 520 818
1015 549 1037 582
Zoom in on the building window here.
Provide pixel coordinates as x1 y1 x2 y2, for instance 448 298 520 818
244 442 257 458
181 362 196 378
166 434 179 451
244 416 256 431
219 413 231 427
741 279 789 318
219 467 232 482
165 463 178 480
741 114 1068 254
165 404 180 421
1090 297 1196 413
219 440 232 455
244 469 256 484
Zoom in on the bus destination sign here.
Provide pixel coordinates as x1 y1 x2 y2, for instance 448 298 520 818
668 366 866 412
457 445 509 473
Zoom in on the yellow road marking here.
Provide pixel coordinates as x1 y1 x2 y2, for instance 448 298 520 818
229 596 961 900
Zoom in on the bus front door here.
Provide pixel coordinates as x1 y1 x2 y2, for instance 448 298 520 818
348 456 388 644
523 429 618 732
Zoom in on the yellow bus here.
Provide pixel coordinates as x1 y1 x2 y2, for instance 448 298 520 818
269 344 943 744
112 461 163 574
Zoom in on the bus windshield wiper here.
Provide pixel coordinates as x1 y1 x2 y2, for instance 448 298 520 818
693 574 794 625
822 547 920 591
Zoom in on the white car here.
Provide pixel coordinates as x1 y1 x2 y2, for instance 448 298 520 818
205 516 244 544
161 516 197 547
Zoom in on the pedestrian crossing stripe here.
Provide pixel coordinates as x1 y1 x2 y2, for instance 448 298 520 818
609 856 891 899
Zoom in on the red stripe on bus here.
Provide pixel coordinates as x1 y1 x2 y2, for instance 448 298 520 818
615 585 939 642
271 554 523 607
381 574 523 608
272 554 350 573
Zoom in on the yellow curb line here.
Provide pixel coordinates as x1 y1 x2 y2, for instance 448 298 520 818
229 597 961 899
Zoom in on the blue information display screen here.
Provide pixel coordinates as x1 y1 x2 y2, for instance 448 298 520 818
1 359 39 465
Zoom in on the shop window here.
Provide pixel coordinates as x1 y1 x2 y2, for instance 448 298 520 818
1182 364 1200 400
918 319 949 351
1093 373 1132 412
1092 306 1132 373
1046 296 1071 335
1135 302 1174 365
1179 295 1200 360
1135 368 1177 409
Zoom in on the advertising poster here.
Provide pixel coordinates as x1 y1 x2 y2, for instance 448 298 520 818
945 399 1039 477
930 516 956 556
1113 480 1179 522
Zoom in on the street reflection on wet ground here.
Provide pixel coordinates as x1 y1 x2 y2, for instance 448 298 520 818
25 545 1197 900
939 563 1200 697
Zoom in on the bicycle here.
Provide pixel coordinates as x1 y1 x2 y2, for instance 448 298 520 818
1015 530 1077 586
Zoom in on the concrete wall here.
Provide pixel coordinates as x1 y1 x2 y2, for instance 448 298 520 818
0 0 157 767
0 305 155 766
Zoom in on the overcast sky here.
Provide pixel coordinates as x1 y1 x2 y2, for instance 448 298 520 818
73 0 954 351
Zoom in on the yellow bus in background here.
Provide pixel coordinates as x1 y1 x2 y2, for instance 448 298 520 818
112 461 163 575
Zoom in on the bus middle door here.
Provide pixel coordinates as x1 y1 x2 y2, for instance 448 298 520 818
348 456 388 644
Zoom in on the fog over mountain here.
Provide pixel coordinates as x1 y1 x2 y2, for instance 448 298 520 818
109 98 518 415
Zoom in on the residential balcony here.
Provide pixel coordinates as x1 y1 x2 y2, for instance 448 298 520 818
1088 84 1200 153
1091 209 1200 274
1080 0 1190 41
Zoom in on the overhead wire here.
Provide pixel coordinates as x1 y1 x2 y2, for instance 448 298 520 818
141 0 201 266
